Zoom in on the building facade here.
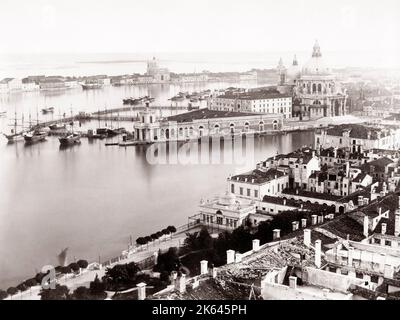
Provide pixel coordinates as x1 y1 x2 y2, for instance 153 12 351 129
279 41 348 120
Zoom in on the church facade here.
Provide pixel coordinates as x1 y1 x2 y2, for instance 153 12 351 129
278 41 348 120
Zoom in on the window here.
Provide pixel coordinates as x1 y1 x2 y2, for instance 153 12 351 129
247 188 250 196
217 217 223 225
385 240 391 246
231 184 235 193
254 190 259 198
240 187 243 195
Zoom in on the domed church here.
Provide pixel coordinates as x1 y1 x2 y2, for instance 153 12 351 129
278 41 348 120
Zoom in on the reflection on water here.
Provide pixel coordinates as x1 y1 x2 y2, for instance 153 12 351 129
0 82 309 289
0 130 314 288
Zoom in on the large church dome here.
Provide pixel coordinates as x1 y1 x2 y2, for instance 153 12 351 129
302 41 331 76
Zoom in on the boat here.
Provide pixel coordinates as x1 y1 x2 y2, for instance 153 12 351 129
49 123 66 130
81 80 103 90
59 132 81 145
0 110 7 117
42 107 55 114
3 130 24 142
24 130 48 143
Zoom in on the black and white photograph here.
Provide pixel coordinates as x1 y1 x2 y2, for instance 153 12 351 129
1 0 400 306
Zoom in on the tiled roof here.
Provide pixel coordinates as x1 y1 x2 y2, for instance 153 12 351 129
216 90 291 100
361 157 394 171
282 188 342 201
232 168 285 184
326 124 390 140
166 108 257 123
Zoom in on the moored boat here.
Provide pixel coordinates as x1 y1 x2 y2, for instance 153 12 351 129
59 132 81 145
42 107 55 114
24 130 48 143
49 123 66 130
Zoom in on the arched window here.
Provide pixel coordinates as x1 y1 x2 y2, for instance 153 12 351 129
214 124 220 134
230 123 235 134
317 83 322 93
312 83 317 93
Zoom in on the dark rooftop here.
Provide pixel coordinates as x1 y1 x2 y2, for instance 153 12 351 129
326 124 391 140
217 90 291 100
232 168 285 184
166 108 258 123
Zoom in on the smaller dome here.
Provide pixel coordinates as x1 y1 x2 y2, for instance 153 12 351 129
302 41 331 76
218 192 237 206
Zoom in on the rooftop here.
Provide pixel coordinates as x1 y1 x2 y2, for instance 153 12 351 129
216 90 291 100
165 108 258 123
231 168 285 184
325 124 392 140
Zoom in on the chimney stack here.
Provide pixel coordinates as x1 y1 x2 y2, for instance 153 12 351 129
178 274 186 294
381 223 387 235
301 218 307 228
348 247 354 266
311 215 318 225
200 260 208 275
273 229 281 240
289 276 297 289
252 239 260 252
283 199 287 205
358 195 364 207
226 250 235 264
304 229 311 247
395 209 400 237
235 252 242 263
137 282 146 300
315 240 322 268
363 216 369 238
292 221 299 231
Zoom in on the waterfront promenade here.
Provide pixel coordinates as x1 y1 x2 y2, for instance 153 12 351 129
4 231 192 300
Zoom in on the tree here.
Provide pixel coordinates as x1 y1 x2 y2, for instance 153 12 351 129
151 233 159 241
40 284 70 300
136 237 147 246
167 226 177 234
77 259 89 269
156 231 163 239
7 287 17 296
89 274 107 299
153 247 181 273
0 290 8 300
60 266 72 274
16 283 28 292
24 278 38 288
69 262 80 272
103 262 141 291
71 286 91 300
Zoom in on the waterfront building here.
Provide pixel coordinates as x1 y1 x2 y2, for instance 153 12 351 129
21 78 40 91
278 41 348 120
0 77 22 93
194 192 256 231
178 73 209 83
146 57 170 83
228 168 289 200
315 124 400 152
39 77 67 91
133 107 283 142
208 90 292 119
239 71 258 82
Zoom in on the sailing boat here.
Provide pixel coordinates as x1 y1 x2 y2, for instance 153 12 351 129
3 111 25 142
24 110 48 143
49 109 66 131
59 109 81 145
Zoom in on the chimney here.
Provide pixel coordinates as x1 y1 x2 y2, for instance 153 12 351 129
226 250 235 264
292 221 299 231
252 239 260 252
137 282 147 300
398 195 400 209
358 195 364 207
200 260 208 275
178 274 186 294
304 229 311 247
296 189 299 195
334 147 337 158
384 264 394 279
395 209 400 237
364 198 369 205
348 247 354 266
283 199 287 205
289 276 297 289
235 252 242 263
346 162 350 177
315 240 322 268
311 215 318 225
378 207 382 215
363 216 369 237
170 271 178 284
381 223 387 235
212 267 218 279
301 218 307 228
273 229 281 240
251 178 254 183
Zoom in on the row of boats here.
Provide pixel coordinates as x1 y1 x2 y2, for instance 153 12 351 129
122 96 155 105
169 89 211 102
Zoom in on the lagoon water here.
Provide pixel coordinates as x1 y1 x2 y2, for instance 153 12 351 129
0 58 314 289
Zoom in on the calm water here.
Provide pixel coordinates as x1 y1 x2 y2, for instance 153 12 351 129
0 79 314 289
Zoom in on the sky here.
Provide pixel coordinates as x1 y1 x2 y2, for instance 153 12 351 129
0 0 399 67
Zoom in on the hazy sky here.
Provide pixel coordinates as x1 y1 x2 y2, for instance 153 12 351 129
0 0 399 66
